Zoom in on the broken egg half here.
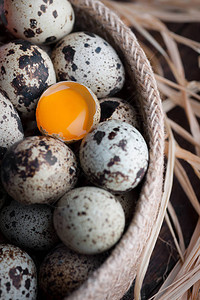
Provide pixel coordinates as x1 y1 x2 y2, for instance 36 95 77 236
36 81 100 143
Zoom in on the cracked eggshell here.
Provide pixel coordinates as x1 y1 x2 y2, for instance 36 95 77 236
79 120 149 193
0 243 37 300
0 40 56 119
1 136 78 205
0 200 59 251
99 97 139 129
53 186 125 255
0 91 24 163
51 31 125 98
39 243 107 299
2 0 74 45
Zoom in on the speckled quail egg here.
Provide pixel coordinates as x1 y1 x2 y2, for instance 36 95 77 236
0 90 24 163
99 97 139 128
79 120 149 193
0 243 37 299
51 31 125 98
0 200 59 251
53 186 125 255
39 243 107 299
2 0 74 45
0 40 56 119
1 136 78 205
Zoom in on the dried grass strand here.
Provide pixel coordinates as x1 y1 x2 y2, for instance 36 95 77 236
103 1 200 23
155 74 200 102
165 211 184 262
153 219 200 300
152 264 200 300
167 201 185 253
167 118 200 148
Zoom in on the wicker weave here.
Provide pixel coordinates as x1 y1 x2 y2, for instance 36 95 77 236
62 0 165 299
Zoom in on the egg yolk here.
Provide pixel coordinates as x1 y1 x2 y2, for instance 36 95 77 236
36 82 97 142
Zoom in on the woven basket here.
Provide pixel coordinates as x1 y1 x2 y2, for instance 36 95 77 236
62 0 165 299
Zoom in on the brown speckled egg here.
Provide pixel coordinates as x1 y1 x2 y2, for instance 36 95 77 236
0 200 59 251
51 32 125 98
39 243 106 299
0 40 56 119
0 243 37 299
0 90 24 163
79 120 149 193
99 97 139 128
53 186 125 255
2 0 74 45
1 136 78 205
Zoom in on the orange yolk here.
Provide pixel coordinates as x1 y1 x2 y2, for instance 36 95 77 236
36 82 97 142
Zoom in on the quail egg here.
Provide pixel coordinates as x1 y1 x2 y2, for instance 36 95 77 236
39 243 107 299
99 97 139 128
2 0 74 45
1 136 78 205
36 81 101 143
0 40 56 119
53 186 125 255
51 31 125 98
79 120 149 193
0 200 59 251
0 90 24 163
0 243 37 299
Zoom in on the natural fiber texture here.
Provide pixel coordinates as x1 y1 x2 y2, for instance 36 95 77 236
64 1 165 299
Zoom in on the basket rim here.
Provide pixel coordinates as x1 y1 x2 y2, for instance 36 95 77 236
65 0 165 299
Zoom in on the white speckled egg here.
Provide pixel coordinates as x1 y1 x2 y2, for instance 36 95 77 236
79 120 149 193
2 0 74 45
53 186 125 255
51 32 125 98
0 243 37 299
39 243 107 299
99 97 139 129
0 200 59 251
1 136 78 205
0 40 56 119
0 90 24 163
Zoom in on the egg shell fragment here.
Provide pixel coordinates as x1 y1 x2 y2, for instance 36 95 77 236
79 120 149 193
2 0 75 45
0 243 37 300
99 97 139 129
0 90 24 163
0 40 56 119
0 200 59 251
51 31 125 98
53 186 125 255
39 243 106 299
1 136 78 205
